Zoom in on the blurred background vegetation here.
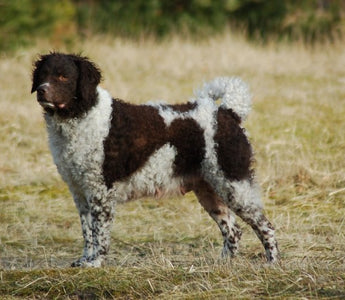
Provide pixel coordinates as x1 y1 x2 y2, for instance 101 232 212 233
0 0 344 53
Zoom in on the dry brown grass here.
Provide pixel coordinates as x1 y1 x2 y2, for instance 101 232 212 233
1 34 345 298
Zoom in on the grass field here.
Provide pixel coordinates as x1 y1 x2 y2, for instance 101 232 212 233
1 34 345 299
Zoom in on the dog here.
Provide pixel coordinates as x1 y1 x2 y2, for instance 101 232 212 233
31 52 279 267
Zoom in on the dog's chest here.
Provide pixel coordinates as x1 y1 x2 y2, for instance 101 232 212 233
45 102 112 189
48 121 105 186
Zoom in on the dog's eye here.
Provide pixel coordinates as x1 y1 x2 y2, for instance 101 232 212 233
58 75 68 82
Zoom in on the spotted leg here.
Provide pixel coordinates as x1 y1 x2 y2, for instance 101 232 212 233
220 179 279 263
193 180 242 258
70 193 93 267
83 194 116 267
230 180 279 262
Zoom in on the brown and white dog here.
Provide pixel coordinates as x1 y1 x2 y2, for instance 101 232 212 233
31 52 279 267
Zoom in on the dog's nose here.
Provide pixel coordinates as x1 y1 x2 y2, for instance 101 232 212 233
37 83 49 96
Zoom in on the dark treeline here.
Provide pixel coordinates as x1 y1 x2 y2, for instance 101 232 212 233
1 0 344 52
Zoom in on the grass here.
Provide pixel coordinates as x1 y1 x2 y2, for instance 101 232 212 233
1 34 345 298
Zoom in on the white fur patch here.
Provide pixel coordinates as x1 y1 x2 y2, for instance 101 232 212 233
230 180 263 208
152 104 180 127
114 143 182 202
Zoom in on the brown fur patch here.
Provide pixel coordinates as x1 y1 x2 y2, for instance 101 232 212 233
214 108 253 181
168 118 205 176
167 102 197 112
102 100 167 188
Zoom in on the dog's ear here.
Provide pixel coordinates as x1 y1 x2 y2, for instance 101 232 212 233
31 55 48 93
73 54 102 103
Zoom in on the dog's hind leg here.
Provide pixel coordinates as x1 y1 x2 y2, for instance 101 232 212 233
219 179 279 263
229 180 279 262
193 180 242 258
203 172 279 263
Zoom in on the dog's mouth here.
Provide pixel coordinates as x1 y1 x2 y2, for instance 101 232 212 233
38 100 56 110
38 100 66 110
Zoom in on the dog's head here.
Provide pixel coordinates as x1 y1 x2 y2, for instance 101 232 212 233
31 52 102 118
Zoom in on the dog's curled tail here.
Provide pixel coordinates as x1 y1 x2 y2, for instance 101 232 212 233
194 77 252 121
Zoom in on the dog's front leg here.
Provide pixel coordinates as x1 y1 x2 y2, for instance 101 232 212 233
70 194 94 267
85 195 115 267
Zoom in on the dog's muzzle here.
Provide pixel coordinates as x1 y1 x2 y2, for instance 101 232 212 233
36 83 57 110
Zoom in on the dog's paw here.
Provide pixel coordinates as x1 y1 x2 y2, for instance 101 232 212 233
84 257 103 268
71 256 104 268
71 256 88 267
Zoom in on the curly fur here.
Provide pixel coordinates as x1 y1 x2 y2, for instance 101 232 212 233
31 52 279 267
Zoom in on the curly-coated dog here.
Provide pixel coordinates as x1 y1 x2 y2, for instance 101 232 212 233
31 52 279 267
